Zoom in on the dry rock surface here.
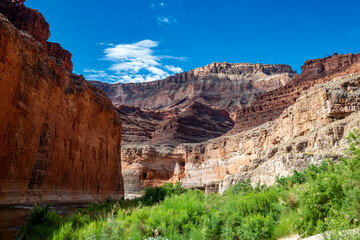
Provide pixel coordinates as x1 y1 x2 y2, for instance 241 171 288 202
0 1 124 204
93 50 360 196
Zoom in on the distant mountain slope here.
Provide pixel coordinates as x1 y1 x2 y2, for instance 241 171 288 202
91 62 296 111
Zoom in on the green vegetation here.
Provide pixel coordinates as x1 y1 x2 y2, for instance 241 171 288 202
18 130 360 239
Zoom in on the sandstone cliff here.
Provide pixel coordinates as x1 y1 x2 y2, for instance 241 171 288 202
97 52 360 197
91 62 296 111
233 52 360 133
0 1 123 204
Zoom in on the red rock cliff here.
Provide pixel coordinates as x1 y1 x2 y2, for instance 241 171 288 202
0 3 123 204
0 0 73 72
232 52 360 133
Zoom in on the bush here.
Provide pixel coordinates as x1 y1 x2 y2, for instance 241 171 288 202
17 204 62 239
142 182 187 205
20 130 360 240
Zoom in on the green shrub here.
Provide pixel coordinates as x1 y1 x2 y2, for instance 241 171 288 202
17 204 62 239
19 130 360 240
142 182 187 205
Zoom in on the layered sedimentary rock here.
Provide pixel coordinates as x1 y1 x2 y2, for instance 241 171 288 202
104 52 360 196
0 2 123 204
182 72 360 190
121 71 360 195
91 62 296 111
117 101 234 144
92 63 298 196
232 52 360 133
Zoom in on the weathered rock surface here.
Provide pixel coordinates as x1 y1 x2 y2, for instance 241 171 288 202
91 62 296 111
182 72 360 191
46 42 73 72
232 52 360 133
92 63 298 196
0 3 123 204
117 101 234 144
0 0 73 72
0 0 49 45
118 59 360 196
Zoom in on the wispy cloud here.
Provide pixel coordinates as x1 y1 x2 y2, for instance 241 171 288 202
157 16 177 25
165 65 182 73
84 39 186 83
150 2 166 8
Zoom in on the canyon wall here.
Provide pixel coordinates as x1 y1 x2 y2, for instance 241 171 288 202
91 62 296 111
0 1 124 204
92 63 300 196
104 52 360 197
233 52 360 133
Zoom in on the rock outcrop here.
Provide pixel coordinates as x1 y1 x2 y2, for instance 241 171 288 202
121 71 360 195
232 52 360 133
91 63 299 196
0 0 73 72
117 101 234 145
46 42 73 72
91 62 296 111
0 2 123 204
95 51 360 197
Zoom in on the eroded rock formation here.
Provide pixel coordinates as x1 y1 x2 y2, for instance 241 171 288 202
93 51 360 197
232 52 360 133
91 62 296 111
0 0 73 72
0 2 123 204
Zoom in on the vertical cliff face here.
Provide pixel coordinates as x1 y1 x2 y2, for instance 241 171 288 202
0 2 123 204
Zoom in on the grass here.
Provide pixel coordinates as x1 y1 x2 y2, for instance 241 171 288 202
18 130 360 239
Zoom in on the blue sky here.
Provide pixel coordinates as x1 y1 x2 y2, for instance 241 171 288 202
26 0 360 83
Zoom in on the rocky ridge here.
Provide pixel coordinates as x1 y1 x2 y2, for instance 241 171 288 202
91 62 296 111
94 51 360 196
0 1 123 204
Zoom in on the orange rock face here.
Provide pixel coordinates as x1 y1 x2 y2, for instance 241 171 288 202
46 42 73 72
0 6 123 204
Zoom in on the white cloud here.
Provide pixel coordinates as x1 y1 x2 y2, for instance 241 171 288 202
157 16 170 24
150 2 166 8
84 39 185 83
165 65 183 73
156 16 177 25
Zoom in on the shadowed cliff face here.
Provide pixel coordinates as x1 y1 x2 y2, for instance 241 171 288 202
0 1 123 204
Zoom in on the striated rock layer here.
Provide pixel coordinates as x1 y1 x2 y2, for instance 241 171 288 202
91 63 299 196
232 52 360 133
183 72 360 191
91 62 296 111
0 2 123 204
113 53 360 196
